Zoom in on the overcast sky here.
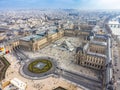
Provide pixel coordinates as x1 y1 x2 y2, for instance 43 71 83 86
0 0 120 9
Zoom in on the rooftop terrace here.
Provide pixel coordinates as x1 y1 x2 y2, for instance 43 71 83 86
20 35 43 41
20 30 58 41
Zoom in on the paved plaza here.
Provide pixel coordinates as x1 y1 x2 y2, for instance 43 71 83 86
2 36 101 90
22 37 100 80
3 54 83 90
20 57 57 79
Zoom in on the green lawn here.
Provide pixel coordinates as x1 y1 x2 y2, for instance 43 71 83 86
28 59 52 74
0 56 10 81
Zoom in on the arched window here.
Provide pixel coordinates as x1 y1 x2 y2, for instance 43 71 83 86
98 65 100 68
95 65 97 67
87 62 89 65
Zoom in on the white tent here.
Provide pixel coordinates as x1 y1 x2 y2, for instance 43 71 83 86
10 78 26 90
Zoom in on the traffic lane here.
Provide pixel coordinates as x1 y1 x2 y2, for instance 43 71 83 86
62 72 101 90
62 69 101 83
63 71 101 86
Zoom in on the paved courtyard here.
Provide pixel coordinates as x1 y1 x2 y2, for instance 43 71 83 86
2 36 100 90
3 54 83 90
23 37 100 80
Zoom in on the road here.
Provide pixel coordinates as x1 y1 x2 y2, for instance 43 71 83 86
112 40 120 90
13 46 28 61
55 68 102 90
12 46 102 90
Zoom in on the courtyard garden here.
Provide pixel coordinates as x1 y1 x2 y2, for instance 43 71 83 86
28 59 52 74
0 56 10 81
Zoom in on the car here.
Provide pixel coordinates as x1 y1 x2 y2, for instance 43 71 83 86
56 66 59 69
114 63 117 66
118 77 120 80
117 69 119 71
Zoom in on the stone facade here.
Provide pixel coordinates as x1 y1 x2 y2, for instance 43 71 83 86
89 44 107 54
4 40 19 52
75 50 105 70
75 35 107 70
94 36 107 42
3 29 92 52
64 30 90 43
19 29 92 51
19 30 64 51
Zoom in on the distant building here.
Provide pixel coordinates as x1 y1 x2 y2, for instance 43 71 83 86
108 20 120 35
87 20 97 25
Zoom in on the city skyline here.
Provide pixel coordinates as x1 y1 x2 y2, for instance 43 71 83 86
0 0 120 9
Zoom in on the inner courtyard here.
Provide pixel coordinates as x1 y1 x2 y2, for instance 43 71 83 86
1 29 109 90
2 36 102 90
20 36 100 79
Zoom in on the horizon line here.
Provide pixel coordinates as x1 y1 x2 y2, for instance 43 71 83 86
0 8 120 11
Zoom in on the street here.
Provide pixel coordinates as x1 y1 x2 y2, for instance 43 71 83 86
112 39 120 90
55 68 102 90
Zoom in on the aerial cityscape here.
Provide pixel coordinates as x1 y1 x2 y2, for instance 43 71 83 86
0 0 120 90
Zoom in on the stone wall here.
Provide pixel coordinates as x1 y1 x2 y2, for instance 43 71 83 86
19 30 64 51
75 51 105 70
89 44 107 55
